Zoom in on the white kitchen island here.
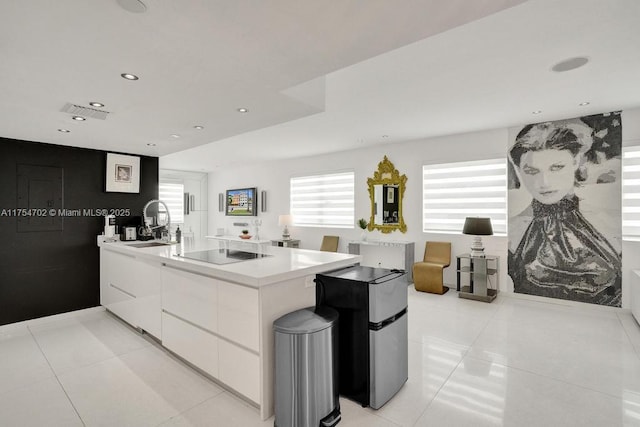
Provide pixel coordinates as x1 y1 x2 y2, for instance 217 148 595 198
98 237 360 420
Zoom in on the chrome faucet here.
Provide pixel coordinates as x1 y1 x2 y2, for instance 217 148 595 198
142 199 171 242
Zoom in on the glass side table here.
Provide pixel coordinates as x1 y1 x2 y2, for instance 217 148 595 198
456 254 499 303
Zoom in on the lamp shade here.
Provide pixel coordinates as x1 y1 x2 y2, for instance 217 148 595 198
278 214 292 226
462 217 493 236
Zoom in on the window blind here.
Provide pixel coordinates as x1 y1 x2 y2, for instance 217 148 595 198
290 171 355 228
422 158 507 235
159 182 184 224
623 146 640 240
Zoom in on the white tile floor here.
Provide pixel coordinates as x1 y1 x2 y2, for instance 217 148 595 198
2 288 640 426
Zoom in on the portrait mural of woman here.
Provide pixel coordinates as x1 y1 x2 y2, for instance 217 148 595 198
507 112 622 306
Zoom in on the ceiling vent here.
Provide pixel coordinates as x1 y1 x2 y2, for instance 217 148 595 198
60 103 110 120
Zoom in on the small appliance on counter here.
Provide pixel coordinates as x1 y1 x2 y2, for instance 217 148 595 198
103 215 117 242
124 227 137 241
316 265 408 409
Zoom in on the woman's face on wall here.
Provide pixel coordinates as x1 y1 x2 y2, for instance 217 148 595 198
518 149 578 204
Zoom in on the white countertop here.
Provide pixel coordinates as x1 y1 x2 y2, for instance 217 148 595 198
98 237 360 288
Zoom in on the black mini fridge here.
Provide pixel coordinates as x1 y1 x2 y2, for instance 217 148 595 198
316 265 408 409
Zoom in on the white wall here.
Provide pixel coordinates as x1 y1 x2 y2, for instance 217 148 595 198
208 108 640 308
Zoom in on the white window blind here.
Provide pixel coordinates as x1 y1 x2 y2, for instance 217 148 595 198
623 146 640 240
159 182 184 224
290 171 355 228
423 158 507 235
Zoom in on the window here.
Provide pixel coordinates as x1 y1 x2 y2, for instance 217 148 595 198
422 158 507 235
290 171 355 228
159 182 184 224
623 146 640 240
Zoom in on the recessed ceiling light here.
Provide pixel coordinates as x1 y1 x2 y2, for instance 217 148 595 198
532 110 542 114
237 108 248 113
171 134 180 138
116 0 147 13
194 125 204 130
58 129 70 133
72 116 86 121
146 143 156 146
551 57 589 73
579 101 590 106
121 73 139 80
89 102 104 107
382 135 389 138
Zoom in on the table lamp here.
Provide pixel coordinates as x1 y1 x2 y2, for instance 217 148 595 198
278 214 292 240
462 217 493 258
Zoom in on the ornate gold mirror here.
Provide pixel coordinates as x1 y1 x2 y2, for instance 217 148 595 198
367 156 407 233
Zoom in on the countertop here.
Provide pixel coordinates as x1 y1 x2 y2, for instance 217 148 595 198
98 237 360 288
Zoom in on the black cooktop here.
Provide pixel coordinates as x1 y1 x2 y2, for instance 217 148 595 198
178 249 272 265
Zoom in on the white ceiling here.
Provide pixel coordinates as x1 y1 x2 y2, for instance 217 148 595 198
1 0 639 172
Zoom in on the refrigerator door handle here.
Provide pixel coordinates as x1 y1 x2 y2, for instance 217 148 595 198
370 272 406 284
369 307 407 331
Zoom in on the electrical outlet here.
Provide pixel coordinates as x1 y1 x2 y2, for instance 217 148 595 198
305 275 315 288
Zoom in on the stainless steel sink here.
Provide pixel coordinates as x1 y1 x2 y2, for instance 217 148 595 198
128 242 172 248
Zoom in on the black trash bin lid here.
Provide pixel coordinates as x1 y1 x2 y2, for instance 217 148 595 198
273 306 338 334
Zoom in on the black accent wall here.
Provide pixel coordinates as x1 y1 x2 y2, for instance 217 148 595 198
0 137 158 325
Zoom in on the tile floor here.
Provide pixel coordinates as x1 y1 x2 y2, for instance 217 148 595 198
2 288 640 426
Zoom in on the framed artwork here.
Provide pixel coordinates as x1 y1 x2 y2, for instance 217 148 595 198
387 186 395 203
507 111 622 306
105 153 140 193
226 187 257 216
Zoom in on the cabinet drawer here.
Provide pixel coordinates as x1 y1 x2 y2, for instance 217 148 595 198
162 267 219 333
218 283 259 351
218 340 260 404
103 283 138 327
162 311 218 378
103 250 138 296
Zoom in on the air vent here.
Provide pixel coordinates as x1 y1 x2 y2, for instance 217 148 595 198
60 103 110 120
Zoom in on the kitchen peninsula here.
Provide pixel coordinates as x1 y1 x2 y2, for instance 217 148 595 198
98 238 360 420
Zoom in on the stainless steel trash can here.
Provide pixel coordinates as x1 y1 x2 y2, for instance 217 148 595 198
274 306 340 427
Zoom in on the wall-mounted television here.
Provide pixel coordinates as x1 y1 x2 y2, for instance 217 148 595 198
225 187 257 216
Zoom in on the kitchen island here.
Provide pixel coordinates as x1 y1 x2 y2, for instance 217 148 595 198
98 237 360 420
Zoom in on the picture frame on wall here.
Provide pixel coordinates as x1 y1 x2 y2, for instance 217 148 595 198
105 153 140 193
225 187 257 216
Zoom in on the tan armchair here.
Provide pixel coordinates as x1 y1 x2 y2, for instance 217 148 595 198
413 241 451 294
320 235 339 252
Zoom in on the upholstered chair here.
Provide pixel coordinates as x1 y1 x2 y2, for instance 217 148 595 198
320 235 339 252
412 241 451 294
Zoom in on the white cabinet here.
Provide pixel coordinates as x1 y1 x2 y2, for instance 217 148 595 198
218 284 259 351
162 266 218 332
160 265 260 405
100 250 161 338
162 312 219 378
218 339 260 403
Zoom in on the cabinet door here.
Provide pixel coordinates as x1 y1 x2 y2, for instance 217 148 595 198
134 257 162 338
218 340 260 404
101 250 139 326
218 283 259 351
162 311 219 378
101 250 161 337
162 266 218 333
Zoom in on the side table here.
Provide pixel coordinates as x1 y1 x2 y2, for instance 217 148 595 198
456 254 499 303
271 239 300 248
